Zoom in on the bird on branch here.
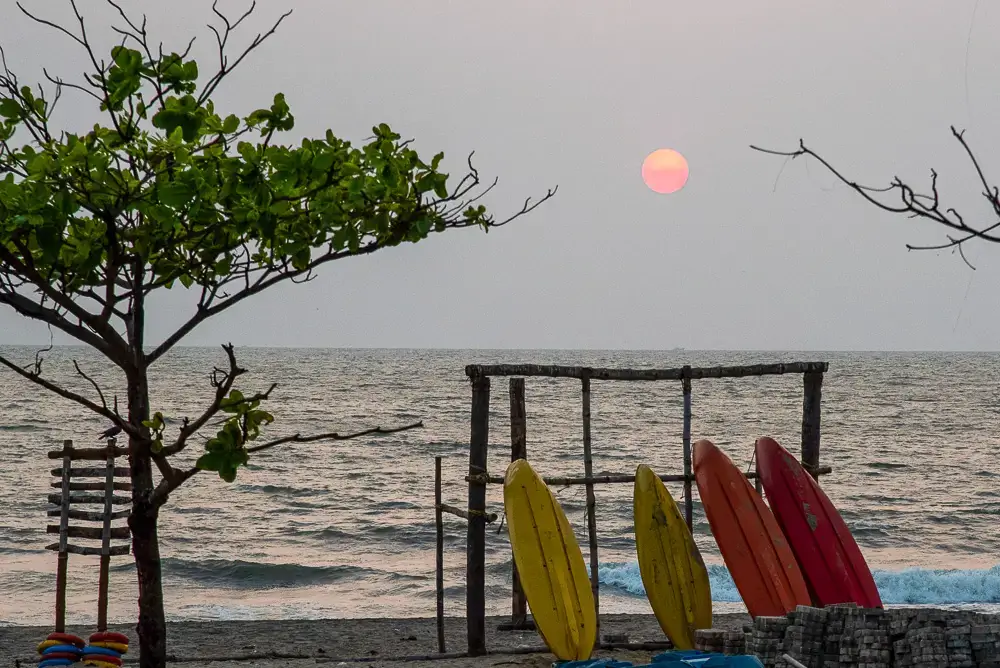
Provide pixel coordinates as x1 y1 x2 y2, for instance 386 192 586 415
98 424 123 440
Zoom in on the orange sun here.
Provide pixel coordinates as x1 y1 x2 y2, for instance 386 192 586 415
641 149 689 194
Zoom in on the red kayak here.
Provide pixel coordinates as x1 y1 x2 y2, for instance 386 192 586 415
755 436 882 608
693 439 810 618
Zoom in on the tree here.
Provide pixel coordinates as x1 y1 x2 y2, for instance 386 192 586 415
0 2 554 667
752 126 998 270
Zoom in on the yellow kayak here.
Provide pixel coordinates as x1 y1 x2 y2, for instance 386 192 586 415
633 464 712 648
503 459 597 661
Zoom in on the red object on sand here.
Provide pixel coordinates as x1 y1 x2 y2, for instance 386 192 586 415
693 439 811 618
89 632 129 645
755 436 883 609
83 655 123 666
46 633 85 648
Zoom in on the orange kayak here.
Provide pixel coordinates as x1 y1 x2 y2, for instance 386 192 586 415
693 439 811 618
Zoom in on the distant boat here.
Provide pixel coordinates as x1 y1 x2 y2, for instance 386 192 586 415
670 347 686 352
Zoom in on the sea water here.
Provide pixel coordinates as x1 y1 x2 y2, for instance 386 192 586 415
0 348 997 624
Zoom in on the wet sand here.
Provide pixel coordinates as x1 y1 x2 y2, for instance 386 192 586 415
1 613 752 667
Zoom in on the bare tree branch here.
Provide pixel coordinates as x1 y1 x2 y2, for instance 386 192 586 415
159 344 280 457
150 420 424 506
0 354 137 437
73 359 110 412
751 126 1000 262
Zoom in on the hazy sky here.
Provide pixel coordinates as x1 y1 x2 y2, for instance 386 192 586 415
1 0 998 350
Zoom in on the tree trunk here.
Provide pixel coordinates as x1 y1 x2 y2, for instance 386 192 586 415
126 365 168 668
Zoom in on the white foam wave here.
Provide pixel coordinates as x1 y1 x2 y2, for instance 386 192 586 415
596 562 1000 605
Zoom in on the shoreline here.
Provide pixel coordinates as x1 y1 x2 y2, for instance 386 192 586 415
1 613 751 667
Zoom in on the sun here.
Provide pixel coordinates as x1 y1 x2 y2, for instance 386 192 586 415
641 149 689 194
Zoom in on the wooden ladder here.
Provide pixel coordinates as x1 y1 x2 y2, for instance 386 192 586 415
47 438 132 632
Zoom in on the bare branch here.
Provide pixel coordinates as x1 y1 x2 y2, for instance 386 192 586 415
72 359 110 412
159 344 273 457
751 127 1000 261
198 3 292 106
0 354 136 436
151 420 424 506
246 421 424 455
16 2 87 48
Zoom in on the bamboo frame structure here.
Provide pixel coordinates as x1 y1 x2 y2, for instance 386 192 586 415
434 360 830 657
46 439 133 632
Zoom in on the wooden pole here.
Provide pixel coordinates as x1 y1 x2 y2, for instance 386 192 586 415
581 376 600 625
801 370 824 481
435 456 446 654
508 378 528 627
466 376 490 657
471 467 830 487
466 361 829 382
55 440 72 633
97 439 116 632
754 451 763 496
682 372 693 531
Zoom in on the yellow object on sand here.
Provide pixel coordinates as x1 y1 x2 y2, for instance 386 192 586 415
36 639 62 652
633 464 713 649
503 459 597 661
90 641 128 653
83 661 119 668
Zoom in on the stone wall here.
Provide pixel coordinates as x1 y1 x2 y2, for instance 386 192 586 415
694 605 1000 668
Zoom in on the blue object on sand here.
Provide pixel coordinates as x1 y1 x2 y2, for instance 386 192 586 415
638 652 764 668
41 645 83 655
553 660 634 668
81 646 121 657
38 659 75 668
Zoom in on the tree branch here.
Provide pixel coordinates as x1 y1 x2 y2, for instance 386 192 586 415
145 179 557 367
150 420 424 506
751 126 1000 261
158 344 278 457
0 353 136 437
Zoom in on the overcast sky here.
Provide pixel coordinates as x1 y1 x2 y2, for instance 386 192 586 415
1 0 998 350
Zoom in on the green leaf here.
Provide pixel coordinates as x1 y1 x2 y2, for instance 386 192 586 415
222 114 240 134
158 181 193 208
0 99 21 120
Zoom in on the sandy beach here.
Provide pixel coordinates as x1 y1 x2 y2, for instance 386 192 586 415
1 613 751 667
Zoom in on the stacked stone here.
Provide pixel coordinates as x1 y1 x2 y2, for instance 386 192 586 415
849 608 890 668
838 607 862 665
971 618 1000 666
822 603 856 668
723 629 747 656
908 624 948 666
944 615 975 667
779 605 828 668
693 628 725 654
750 615 791 668
887 608 920 667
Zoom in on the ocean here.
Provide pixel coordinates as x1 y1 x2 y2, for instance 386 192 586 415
0 347 997 626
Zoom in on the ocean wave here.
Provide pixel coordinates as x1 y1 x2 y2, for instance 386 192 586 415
111 557 421 590
597 562 1000 605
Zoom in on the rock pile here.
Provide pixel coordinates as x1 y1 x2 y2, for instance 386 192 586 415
737 607 1000 668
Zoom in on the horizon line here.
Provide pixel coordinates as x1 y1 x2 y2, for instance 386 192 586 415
0 343 997 354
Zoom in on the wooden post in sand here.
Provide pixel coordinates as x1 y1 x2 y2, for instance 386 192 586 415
508 378 529 627
581 375 600 624
55 440 72 633
97 440 116 631
466 376 490 657
434 456 445 653
801 370 824 481
682 369 694 531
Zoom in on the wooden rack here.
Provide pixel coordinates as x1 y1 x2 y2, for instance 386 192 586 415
434 361 830 656
46 438 132 632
